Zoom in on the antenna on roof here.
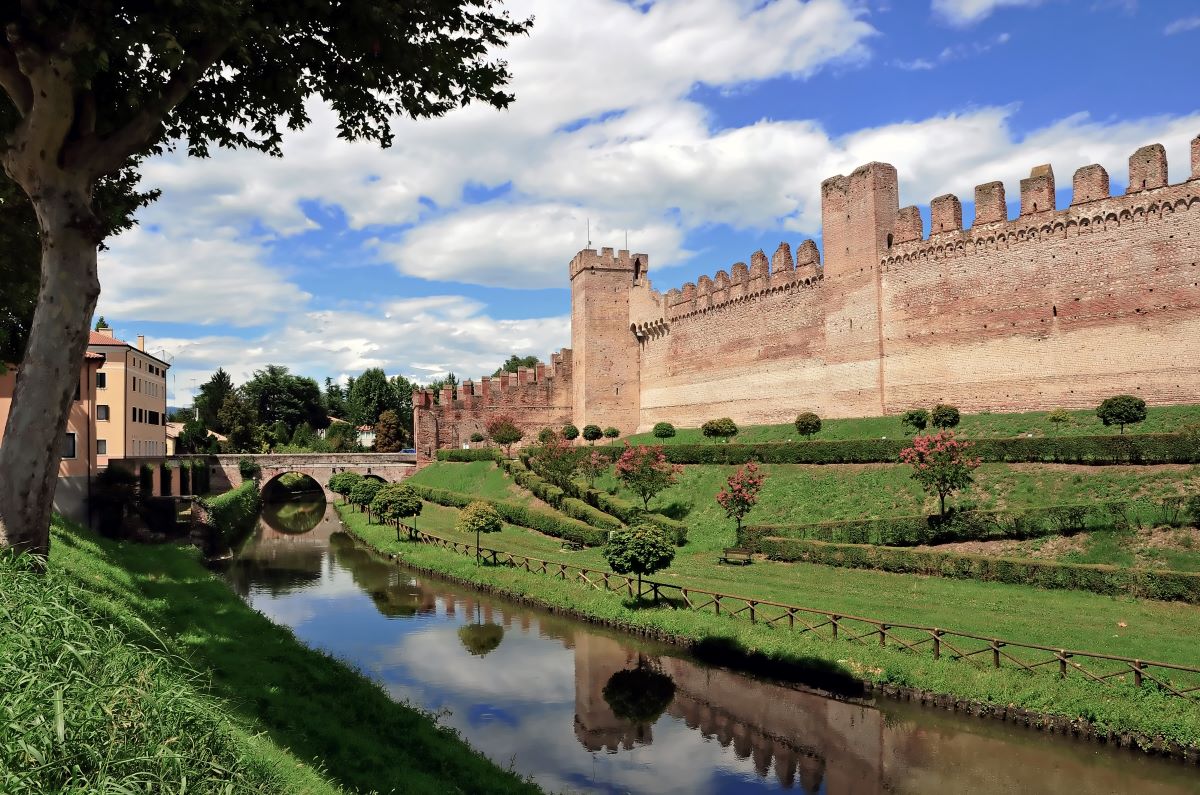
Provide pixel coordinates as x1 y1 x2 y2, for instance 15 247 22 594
586 218 591 249
624 230 628 250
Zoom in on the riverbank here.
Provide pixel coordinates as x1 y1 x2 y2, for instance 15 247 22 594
19 516 539 794
336 505 1200 761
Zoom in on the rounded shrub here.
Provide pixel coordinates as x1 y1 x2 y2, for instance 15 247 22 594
469 431 486 443
582 424 603 444
652 422 676 439
701 417 738 443
562 424 580 440
794 412 821 439
603 426 620 439
930 404 961 429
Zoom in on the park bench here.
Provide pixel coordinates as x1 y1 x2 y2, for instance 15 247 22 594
721 548 753 566
561 540 584 552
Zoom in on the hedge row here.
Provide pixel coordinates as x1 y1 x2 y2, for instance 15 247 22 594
738 500 1179 548
508 457 689 545
407 483 608 547
436 448 500 462
201 481 262 548
747 537 1200 604
498 460 623 531
585 432 1200 466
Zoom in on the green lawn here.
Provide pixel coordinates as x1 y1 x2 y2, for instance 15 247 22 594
44 518 539 795
623 403 1200 445
934 526 1200 572
409 460 533 503
341 506 1200 749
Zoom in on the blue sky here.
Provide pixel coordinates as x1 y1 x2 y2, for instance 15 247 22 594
93 0 1200 404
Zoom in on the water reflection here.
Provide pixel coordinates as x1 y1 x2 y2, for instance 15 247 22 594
223 505 1200 795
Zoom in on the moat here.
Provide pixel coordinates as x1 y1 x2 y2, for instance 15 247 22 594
223 496 1200 794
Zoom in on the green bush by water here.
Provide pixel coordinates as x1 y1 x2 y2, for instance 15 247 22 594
408 483 608 546
201 481 262 548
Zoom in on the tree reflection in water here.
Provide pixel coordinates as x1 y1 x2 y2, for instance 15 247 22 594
602 659 676 744
458 603 505 657
260 477 326 535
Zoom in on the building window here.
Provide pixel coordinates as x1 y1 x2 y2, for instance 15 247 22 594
97 439 107 456
63 433 76 459
97 404 110 421
148 410 160 425
97 372 106 389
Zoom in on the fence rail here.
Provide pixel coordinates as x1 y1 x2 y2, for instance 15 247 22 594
389 521 1200 699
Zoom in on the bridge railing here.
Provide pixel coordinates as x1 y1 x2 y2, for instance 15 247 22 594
383 521 1200 700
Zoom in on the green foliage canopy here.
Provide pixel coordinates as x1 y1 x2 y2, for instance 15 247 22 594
1097 395 1148 434
603 524 676 597
652 422 676 439
370 483 423 526
701 417 738 443
794 412 821 439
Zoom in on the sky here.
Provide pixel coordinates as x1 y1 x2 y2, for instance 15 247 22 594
92 0 1200 405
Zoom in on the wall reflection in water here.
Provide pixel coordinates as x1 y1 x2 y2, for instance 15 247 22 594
223 506 1200 795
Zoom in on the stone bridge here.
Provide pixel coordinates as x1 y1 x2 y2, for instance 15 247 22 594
211 453 418 497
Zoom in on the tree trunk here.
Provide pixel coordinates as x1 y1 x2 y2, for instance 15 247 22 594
0 185 100 556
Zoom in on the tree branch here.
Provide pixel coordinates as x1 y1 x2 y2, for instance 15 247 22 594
0 32 33 115
69 36 232 179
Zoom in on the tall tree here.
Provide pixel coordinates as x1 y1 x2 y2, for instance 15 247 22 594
0 2 531 554
216 390 259 454
241 365 326 436
195 368 235 433
348 367 393 427
324 377 348 420
375 409 404 453
389 374 415 438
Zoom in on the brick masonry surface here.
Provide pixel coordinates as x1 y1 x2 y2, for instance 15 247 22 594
415 134 1200 459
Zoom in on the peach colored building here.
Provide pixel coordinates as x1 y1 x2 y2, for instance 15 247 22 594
88 327 170 466
0 352 103 522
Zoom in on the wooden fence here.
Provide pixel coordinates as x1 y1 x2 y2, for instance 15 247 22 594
391 522 1200 699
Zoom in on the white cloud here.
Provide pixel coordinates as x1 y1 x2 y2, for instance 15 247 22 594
1164 16 1200 35
377 202 689 288
151 296 569 403
931 0 1043 26
97 225 311 326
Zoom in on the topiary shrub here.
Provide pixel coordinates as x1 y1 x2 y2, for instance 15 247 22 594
537 426 558 445
469 432 486 443
349 478 383 521
582 424 603 445
604 523 676 600
457 500 503 563
1097 394 1148 434
794 412 821 439
562 424 580 441
603 426 620 440
327 471 362 503
371 483 423 531
701 417 738 443
902 409 929 434
930 404 961 429
652 422 676 439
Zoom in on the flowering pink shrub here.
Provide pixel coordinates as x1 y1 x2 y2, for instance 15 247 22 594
898 431 981 516
716 462 765 534
615 443 682 510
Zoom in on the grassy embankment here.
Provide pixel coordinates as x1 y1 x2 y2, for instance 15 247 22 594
623 403 1200 445
340 500 1200 750
362 460 1200 745
2 516 539 794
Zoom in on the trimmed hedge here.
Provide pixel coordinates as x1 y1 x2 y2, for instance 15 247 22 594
741 498 1196 548
407 484 608 547
436 448 500 462
500 459 622 531
749 537 1200 604
201 481 262 548
505 457 688 544
159 463 173 496
740 502 1134 548
589 432 1200 466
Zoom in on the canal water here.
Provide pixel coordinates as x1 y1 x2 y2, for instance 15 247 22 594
224 499 1200 794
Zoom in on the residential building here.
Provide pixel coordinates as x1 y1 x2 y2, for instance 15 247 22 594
87 328 170 464
0 352 103 522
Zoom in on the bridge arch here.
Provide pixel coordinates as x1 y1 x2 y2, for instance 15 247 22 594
207 453 418 497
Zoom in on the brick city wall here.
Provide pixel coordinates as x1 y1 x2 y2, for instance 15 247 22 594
414 134 1200 451
413 351 573 461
